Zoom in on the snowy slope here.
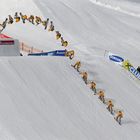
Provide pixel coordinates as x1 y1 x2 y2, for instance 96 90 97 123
0 57 124 140
0 0 140 139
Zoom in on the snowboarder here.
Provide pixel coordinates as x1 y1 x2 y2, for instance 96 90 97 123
14 12 18 18
80 72 88 84
107 100 114 114
8 15 14 24
28 15 34 24
63 41 68 47
61 37 64 44
115 110 123 125
137 66 140 73
14 12 20 22
0 18 8 32
56 31 61 40
61 37 68 47
88 81 97 94
20 13 27 23
48 21 54 31
65 50 74 60
72 61 81 72
42 18 49 30
35 16 42 25
97 90 105 103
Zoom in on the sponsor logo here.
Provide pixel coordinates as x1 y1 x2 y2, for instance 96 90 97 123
129 66 140 80
109 55 124 63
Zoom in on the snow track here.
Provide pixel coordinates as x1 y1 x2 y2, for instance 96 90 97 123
90 0 140 18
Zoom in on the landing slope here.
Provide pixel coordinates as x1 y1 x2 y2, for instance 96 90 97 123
0 57 122 140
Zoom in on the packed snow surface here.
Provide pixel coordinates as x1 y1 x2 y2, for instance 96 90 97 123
0 0 140 140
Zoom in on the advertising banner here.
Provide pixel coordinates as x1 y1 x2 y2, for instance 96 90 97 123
28 50 66 56
106 51 124 65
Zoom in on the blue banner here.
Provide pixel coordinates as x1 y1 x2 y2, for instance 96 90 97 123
129 66 140 80
109 55 124 63
28 50 66 56
105 51 124 65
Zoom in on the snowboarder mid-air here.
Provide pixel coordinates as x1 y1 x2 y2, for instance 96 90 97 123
65 50 75 60
0 18 8 32
28 15 35 24
20 12 27 23
42 18 49 30
48 21 54 31
8 15 14 24
14 12 20 22
56 31 61 40
35 16 42 25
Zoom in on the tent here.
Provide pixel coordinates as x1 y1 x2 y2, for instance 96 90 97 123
0 34 20 56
